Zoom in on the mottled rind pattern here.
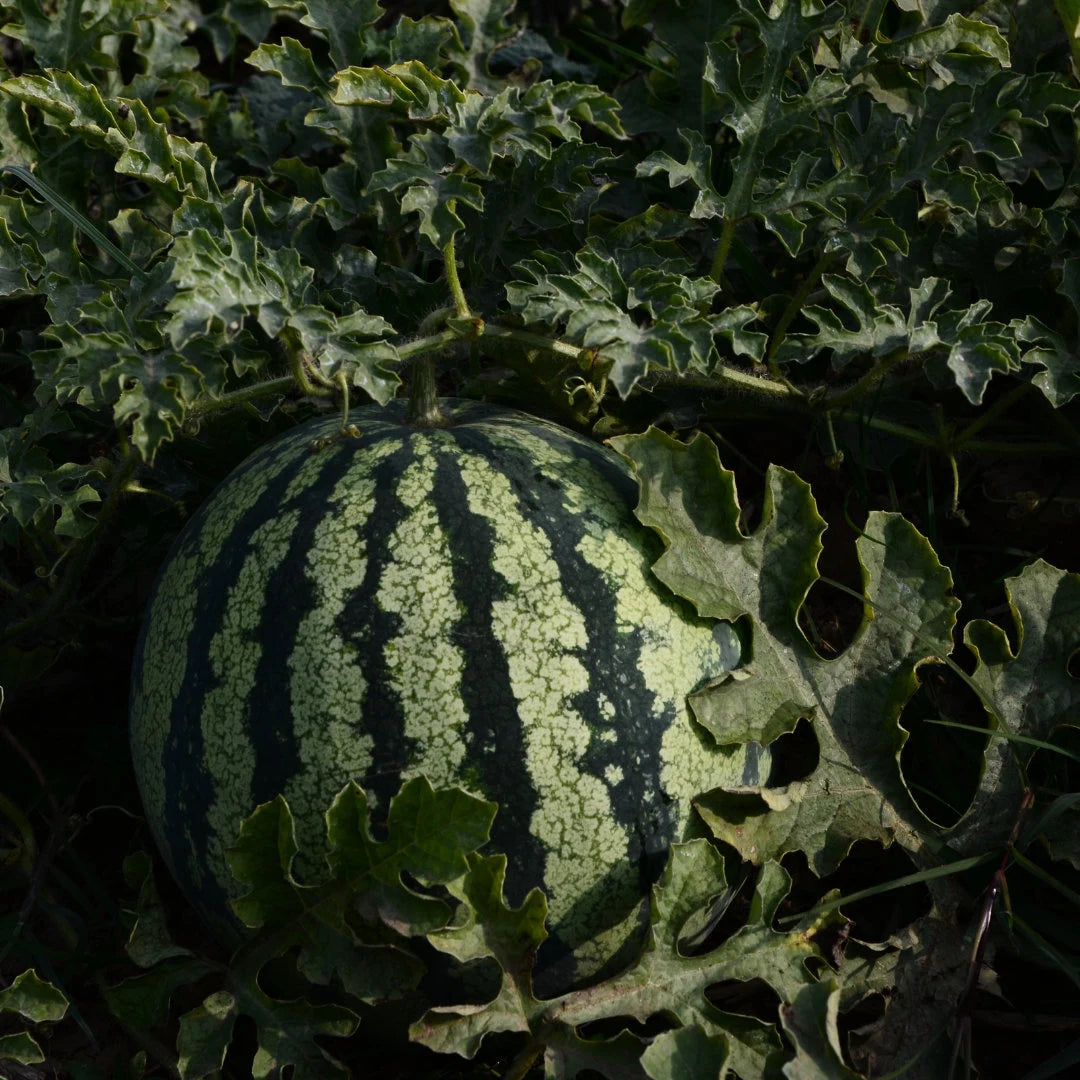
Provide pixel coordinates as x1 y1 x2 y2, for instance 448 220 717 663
130 400 765 987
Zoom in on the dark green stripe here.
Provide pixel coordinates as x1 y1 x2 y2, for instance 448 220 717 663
434 440 548 904
480 426 679 879
154 432 311 926
246 433 391 806
349 439 419 820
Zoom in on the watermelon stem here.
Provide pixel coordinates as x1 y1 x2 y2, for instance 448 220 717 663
335 370 352 431
402 203 473 427
408 353 446 427
280 327 334 398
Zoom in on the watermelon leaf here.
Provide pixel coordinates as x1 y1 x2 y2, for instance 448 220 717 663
778 979 862 1079
0 0 167 75
413 839 826 1079
505 248 725 395
944 560 1080 855
411 852 546 1056
176 985 357 1080
325 777 497 933
225 776 496 1002
640 1025 731 1080
111 778 497 1078
550 843 826 1079
0 969 69 1024
105 956 219 1033
0 971 69 1070
119 850 201 968
611 427 960 875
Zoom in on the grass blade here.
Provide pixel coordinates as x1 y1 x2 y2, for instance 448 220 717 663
1 164 150 282
777 852 994 925
924 719 1080 765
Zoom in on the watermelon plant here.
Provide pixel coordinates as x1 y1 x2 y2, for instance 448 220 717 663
1 1 1080 1078
129 390 767 993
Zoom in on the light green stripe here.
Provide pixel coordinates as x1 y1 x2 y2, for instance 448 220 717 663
202 507 303 892
500 425 743 817
130 546 202 842
132 443 303 885
284 442 398 878
455 444 630 929
378 438 469 792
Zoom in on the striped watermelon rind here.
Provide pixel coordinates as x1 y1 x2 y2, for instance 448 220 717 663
130 399 765 989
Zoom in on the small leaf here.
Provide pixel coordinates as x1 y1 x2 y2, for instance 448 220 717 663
246 38 330 93
0 1031 45 1065
327 777 497 934
411 853 545 1058
105 957 217 1031
121 851 195 968
947 561 1080 854
226 795 306 931
779 979 862 1079
0 970 69 1023
332 61 466 120
177 991 238 1080
641 1024 730 1080
266 0 384 70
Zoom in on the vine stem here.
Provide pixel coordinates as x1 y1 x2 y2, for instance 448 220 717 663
830 409 1077 456
952 381 1030 444
480 323 585 361
766 248 839 364
950 789 1034 1076
646 366 801 401
404 214 475 427
443 201 471 319
185 376 297 422
335 370 351 429
822 346 909 410
283 330 335 395
709 217 737 287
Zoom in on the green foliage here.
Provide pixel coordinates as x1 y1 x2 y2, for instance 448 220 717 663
0 969 68 1066
613 428 960 871
1 0 1079 1076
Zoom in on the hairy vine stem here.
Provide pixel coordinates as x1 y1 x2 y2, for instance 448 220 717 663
443 199 471 319
821 345 909 409
646 365 801 401
184 376 297 423
710 217 737 288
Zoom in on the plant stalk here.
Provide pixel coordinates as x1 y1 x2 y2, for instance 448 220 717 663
185 376 298 423
408 353 445 427
822 346 909 410
766 248 839 363
443 199 471 319
709 217 737 287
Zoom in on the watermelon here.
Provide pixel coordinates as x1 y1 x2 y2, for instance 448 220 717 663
129 398 765 990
